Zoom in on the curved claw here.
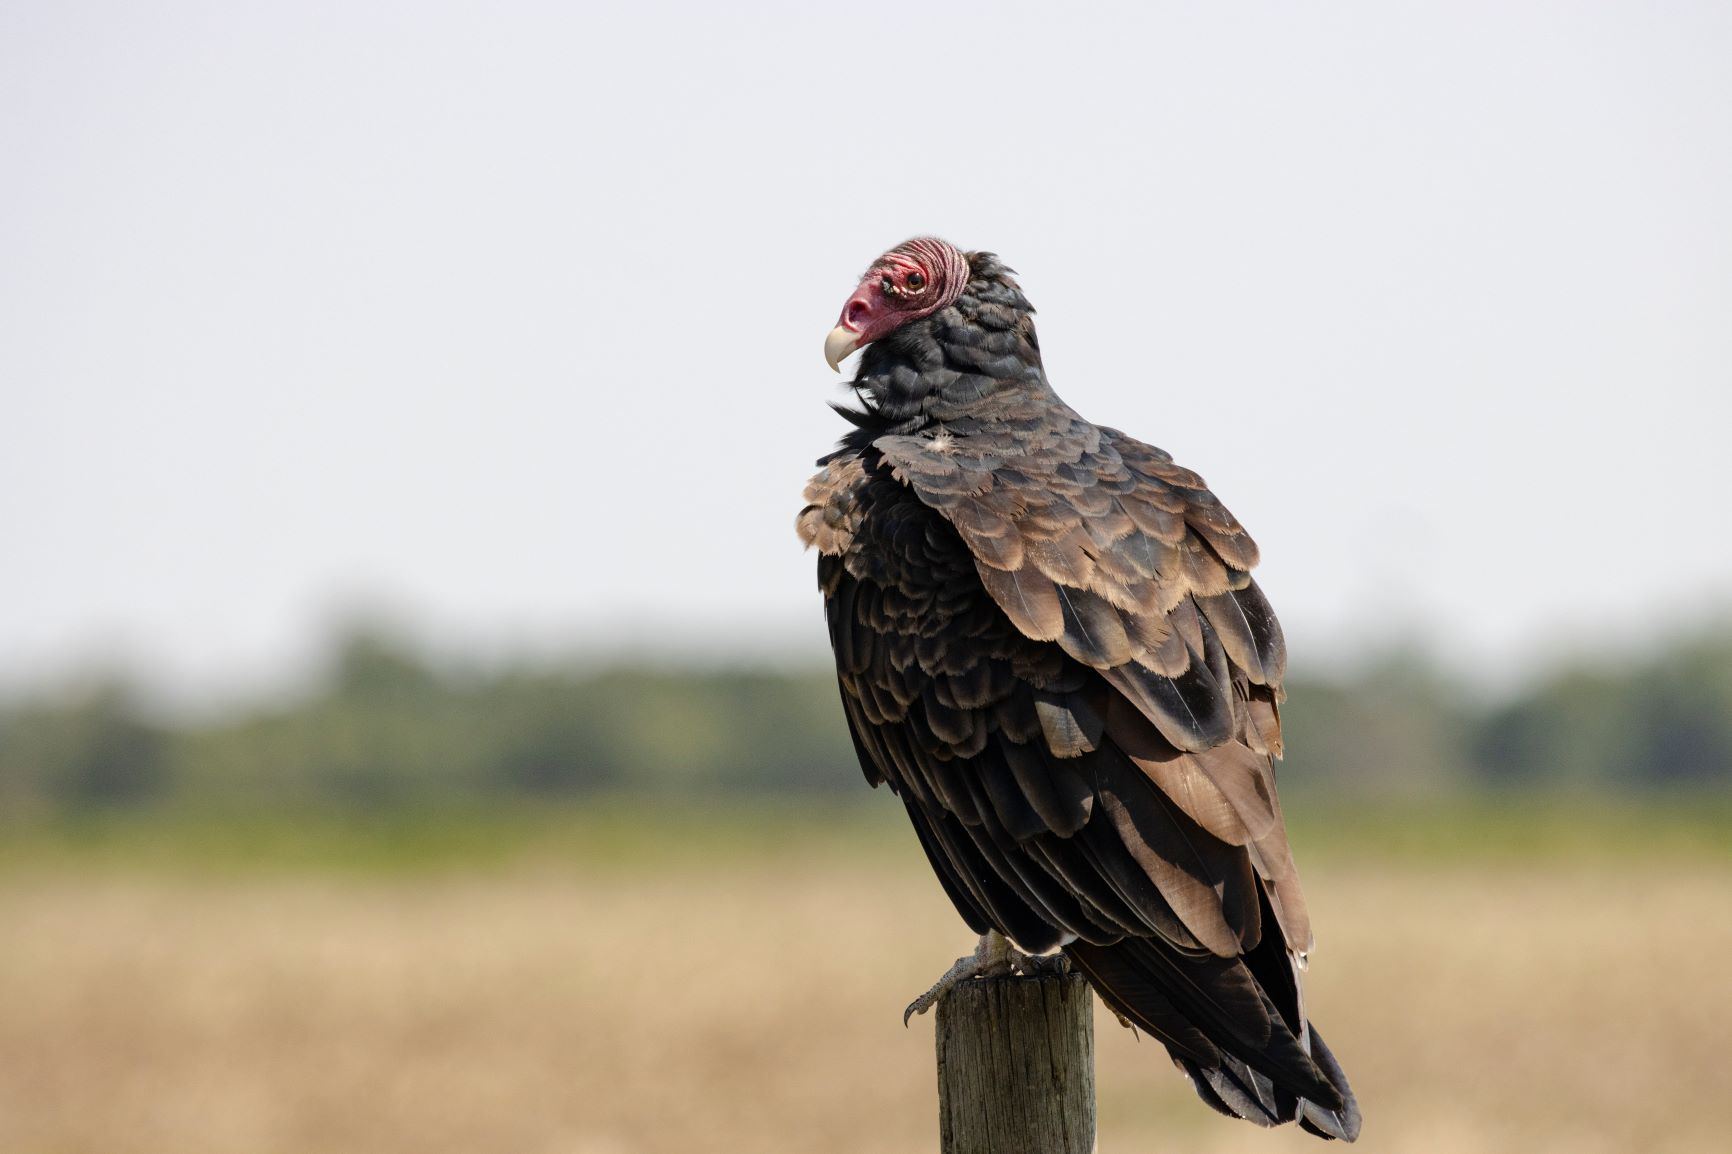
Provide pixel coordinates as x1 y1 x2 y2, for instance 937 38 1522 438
901 931 1018 1026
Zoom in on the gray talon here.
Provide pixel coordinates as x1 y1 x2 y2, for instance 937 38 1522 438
902 931 1025 1025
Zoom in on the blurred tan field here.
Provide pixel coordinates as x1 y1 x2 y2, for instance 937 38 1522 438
2 809 1729 1154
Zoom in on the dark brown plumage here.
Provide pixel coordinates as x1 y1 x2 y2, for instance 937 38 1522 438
799 238 1359 1140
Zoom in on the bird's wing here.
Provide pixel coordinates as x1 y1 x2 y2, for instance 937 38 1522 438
871 419 1312 954
800 425 1357 1138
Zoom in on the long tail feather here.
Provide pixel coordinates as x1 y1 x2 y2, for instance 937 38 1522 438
1065 937 1357 1140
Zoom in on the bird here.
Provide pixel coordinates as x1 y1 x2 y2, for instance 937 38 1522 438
796 237 1361 1140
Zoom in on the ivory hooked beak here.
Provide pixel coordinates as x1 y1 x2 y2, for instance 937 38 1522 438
824 326 860 372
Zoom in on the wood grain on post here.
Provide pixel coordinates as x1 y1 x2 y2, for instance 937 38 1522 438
934 970 1097 1154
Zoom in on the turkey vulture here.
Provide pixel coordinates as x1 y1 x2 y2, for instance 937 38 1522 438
797 237 1361 1140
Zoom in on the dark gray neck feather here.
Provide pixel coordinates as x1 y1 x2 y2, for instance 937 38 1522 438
841 272 1057 440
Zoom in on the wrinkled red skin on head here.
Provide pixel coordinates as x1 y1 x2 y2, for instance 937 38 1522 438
834 237 968 352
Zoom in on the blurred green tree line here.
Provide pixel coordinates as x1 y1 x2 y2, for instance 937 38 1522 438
3 624 1731 819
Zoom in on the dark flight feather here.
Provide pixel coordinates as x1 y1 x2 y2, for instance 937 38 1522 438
800 249 1358 1140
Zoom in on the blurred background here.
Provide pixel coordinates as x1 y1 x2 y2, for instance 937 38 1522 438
3 2 1730 1152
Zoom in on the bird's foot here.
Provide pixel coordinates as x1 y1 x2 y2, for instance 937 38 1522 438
902 931 1069 1025
904 933 1011 1025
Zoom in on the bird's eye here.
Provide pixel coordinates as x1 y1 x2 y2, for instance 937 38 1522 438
907 271 926 290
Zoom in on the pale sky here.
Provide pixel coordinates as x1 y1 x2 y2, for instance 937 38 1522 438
3 1 1730 704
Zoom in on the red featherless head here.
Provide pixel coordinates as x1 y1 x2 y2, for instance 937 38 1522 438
825 236 971 371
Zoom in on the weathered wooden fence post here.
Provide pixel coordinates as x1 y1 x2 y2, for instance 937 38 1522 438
934 969 1097 1154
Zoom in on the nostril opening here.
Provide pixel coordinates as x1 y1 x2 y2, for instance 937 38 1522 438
845 299 871 327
